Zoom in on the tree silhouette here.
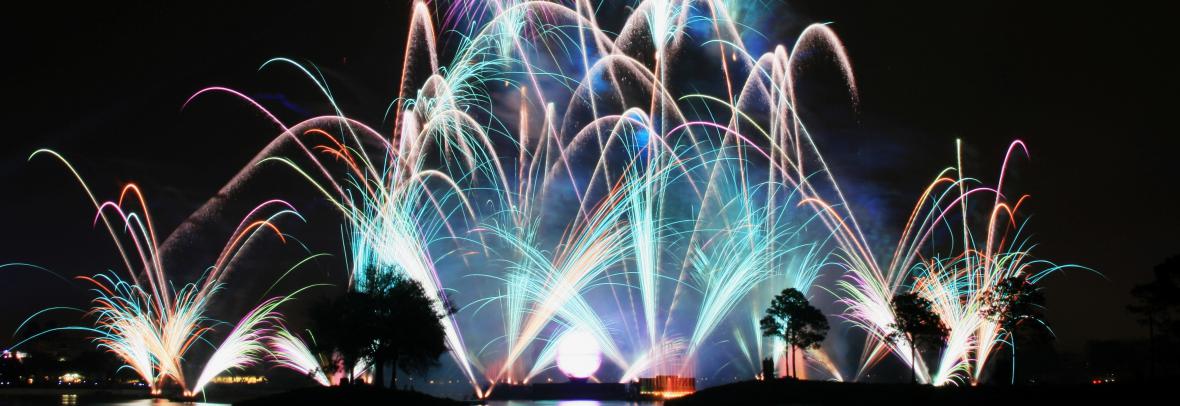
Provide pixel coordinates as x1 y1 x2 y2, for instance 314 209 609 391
982 274 1048 384
1128 255 1180 381
310 291 373 385
308 272 452 388
888 292 948 384
365 271 451 389
760 288 829 379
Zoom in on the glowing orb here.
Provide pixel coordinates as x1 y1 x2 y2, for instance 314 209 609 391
555 329 601 379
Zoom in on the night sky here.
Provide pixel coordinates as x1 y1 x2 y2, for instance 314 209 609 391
2 0 1176 359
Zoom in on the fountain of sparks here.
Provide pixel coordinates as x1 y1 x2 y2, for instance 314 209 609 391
11 0 1091 398
13 150 321 397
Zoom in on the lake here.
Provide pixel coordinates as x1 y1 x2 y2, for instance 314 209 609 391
0 393 226 406
486 402 659 406
0 387 666 405
0 394 662 406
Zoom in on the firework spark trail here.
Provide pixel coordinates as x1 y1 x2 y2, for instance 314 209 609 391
829 141 1092 385
682 179 831 366
20 151 313 395
269 324 331 386
191 292 304 396
486 182 636 382
23 0 1088 394
236 0 870 390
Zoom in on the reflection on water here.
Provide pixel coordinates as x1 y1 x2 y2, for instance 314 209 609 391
0 395 655 406
0 395 227 406
92 400 227 406
486 402 659 406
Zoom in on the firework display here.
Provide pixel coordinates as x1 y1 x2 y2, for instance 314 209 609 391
9 0 1086 398
11 150 317 396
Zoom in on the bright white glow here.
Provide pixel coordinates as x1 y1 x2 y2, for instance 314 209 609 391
555 329 601 379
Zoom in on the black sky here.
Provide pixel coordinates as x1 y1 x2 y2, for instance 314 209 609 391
1 0 1176 354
